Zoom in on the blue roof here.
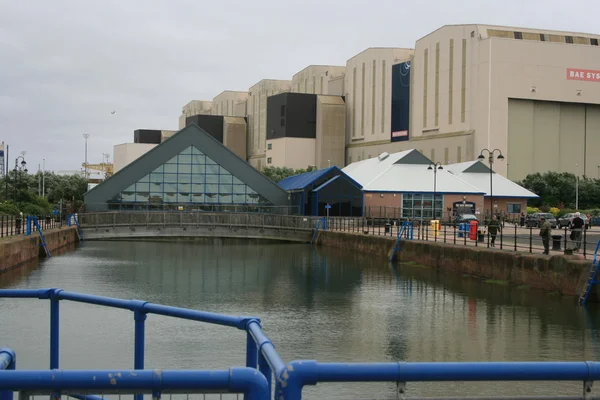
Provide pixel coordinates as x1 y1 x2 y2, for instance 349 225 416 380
278 166 363 191
278 167 336 191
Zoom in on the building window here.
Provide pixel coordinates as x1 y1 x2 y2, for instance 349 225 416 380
402 193 444 219
566 36 574 44
267 143 272 150
435 42 440 126
110 145 270 210
267 157 272 164
280 119 285 127
540 34 547 42
423 49 428 127
507 203 521 214
592 38 599 46
514 31 523 40
280 105 285 117
444 147 449 164
457 146 462 163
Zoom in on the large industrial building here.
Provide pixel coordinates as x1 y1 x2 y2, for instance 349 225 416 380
167 24 600 183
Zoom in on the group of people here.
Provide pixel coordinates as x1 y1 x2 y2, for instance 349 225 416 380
538 212 586 255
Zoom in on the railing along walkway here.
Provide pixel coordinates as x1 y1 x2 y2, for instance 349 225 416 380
2 289 600 399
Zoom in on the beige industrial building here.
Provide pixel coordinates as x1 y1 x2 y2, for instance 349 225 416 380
265 94 346 170
211 90 248 117
114 143 156 173
291 65 346 96
344 48 414 163
178 100 213 129
246 79 292 170
401 24 600 180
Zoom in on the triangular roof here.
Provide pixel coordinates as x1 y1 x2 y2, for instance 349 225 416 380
342 150 484 194
84 124 289 210
278 166 362 191
445 160 538 198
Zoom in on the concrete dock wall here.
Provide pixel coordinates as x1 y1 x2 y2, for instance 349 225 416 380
316 230 591 299
0 227 79 273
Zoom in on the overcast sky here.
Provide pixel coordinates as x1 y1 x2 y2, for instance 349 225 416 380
0 0 596 172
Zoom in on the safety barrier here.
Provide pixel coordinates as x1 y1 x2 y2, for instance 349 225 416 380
2 289 600 399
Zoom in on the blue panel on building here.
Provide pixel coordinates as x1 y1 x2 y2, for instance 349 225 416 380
391 61 411 142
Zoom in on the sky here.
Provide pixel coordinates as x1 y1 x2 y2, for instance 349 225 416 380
0 0 597 173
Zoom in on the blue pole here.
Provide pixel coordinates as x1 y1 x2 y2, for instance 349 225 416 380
50 293 60 369
258 352 272 395
246 332 258 369
0 348 15 400
133 310 146 400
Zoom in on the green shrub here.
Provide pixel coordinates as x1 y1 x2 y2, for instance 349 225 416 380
527 206 540 214
0 201 20 216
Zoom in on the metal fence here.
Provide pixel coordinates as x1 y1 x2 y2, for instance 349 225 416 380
2 290 600 399
364 206 521 223
0 214 62 238
79 212 321 232
325 217 595 258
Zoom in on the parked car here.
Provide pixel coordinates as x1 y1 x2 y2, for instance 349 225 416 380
557 213 588 229
526 213 558 229
454 214 479 224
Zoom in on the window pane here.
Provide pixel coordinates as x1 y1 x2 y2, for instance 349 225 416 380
166 156 178 164
191 183 204 193
138 175 150 183
206 184 218 193
219 193 232 203
179 174 192 183
233 185 246 194
220 174 233 184
192 174 205 184
136 182 149 191
232 176 243 184
247 187 257 195
178 193 191 203
122 191 135 202
206 175 218 184
206 157 217 165
150 182 163 192
206 165 219 174
150 173 162 183
192 154 205 164
153 165 164 173
192 146 204 155
164 193 177 203
164 182 177 192
206 193 218 203
179 164 192 174
178 183 191 192
191 193 204 203
192 164 205 174
164 173 178 182
136 192 149 202
179 154 192 164
219 184 232 194
233 194 246 203
165 164 177 173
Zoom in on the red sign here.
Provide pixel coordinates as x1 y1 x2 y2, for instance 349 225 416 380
567 68 600 82
392 130 408 138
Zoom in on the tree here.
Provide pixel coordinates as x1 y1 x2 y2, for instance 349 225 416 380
261 165 317 183
518 171 600 209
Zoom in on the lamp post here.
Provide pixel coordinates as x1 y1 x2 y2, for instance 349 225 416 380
478 149 505 220
13 155 28 201
576 163 580 211
83 133 90 180
427 162 443 220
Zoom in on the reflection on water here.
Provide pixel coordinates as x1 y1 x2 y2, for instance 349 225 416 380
1 240 599 399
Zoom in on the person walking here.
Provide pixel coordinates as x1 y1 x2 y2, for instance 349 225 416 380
571 212 585 252
488 215 501 247
520 212 525 227
539 216 551 255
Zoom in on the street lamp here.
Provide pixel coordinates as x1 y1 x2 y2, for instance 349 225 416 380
576 163 580 210
478 149 505 220
12 155 27 201
427 162 444 220
83 133 90 180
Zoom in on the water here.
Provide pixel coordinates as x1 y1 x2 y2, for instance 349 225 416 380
1 240 600 399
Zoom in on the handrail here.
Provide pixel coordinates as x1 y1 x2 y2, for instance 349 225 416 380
0 368 269 400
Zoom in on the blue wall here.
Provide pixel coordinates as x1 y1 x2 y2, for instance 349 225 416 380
391 61 411 142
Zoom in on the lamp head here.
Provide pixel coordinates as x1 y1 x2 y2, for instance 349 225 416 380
437 165 443 170
427 165 433 170
497 154 505 160
20 160 26 167
477 154 485 160
23 168 28 173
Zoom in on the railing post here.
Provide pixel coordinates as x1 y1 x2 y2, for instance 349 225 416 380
258 351 272 394
514 224 517 252
529 227 533 253
0 348 15 400
246 331 258 369
584 227 587 258
50 291 60 370
134 308 146 400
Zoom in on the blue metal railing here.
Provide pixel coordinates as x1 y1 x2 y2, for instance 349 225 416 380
2 289 600 399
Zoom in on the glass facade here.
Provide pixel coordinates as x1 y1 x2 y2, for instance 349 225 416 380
108 146 271 210
402 193 443 219
315 177 362 217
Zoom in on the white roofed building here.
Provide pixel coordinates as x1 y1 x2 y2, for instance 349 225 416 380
343 150 537 220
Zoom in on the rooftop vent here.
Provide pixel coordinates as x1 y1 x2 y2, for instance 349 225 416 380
378 152 390 162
